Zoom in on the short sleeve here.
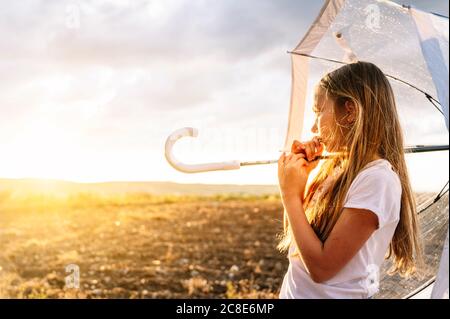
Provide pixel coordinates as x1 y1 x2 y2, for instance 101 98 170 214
343 168 402 228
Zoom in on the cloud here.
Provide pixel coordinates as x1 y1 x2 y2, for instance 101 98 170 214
0 0 447 185
0 0 320 66
0 0 320 120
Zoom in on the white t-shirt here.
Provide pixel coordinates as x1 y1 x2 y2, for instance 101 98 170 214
279 159 402 299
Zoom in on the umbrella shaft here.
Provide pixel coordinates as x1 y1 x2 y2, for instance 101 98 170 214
240 145 449 167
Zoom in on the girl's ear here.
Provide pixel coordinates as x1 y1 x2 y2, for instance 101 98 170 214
344 100 356 123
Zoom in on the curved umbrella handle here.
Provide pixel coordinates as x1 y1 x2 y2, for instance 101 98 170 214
164 127 241 173
165 128 450 174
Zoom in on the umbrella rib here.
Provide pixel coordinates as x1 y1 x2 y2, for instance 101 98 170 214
418 181 449 215
287 51 444 116
425 93 445 116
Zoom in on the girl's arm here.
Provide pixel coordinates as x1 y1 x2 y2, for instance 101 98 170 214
283 195 378 283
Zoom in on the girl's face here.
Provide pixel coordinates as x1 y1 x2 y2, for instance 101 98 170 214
311 87 339 151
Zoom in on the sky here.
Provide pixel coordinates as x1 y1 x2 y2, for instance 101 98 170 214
0 0 448 191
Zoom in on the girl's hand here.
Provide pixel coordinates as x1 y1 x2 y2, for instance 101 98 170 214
291 136 324 160
278 152 309 200
291 137 324 174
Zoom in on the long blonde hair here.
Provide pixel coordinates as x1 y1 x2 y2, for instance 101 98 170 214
278 61 422 276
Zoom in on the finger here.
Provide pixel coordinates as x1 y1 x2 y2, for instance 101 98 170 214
294 156 305 164
293 154 304 165
294 153 306 160
291 140 302 153
282 154 289 165
305 143 315 161
297 158 308 167
296 143 307 157
278 152 286 165
286 153 296 163
295 142 307 155
312 136 321 149
317 143 324 154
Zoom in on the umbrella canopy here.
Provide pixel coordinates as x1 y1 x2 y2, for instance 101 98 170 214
284 0 448 149
285 0 448 299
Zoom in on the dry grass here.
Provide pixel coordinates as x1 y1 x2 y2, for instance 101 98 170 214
0 191 285 299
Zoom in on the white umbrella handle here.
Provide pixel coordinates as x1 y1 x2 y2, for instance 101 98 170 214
165 128 449 174
164 127 241 173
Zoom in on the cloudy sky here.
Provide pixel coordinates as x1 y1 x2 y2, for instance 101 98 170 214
0 0 448 191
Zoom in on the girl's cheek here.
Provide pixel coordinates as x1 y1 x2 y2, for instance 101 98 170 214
319 115 328 130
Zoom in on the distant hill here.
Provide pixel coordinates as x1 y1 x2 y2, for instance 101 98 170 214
0 179 435 206
0 178 280 197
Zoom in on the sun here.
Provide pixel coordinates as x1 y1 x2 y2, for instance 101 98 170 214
4 117 79 181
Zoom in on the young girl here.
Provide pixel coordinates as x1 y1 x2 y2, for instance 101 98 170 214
277 61 422 299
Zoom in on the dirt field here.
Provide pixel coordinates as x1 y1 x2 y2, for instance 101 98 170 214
0 190 446 299
0 193 287 298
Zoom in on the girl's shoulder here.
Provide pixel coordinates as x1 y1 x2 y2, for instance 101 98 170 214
353 159 401 192
344 159 403 228
360 159 397 176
